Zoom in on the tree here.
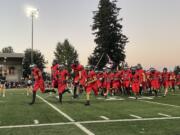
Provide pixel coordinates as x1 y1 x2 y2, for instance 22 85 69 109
2 46 14 53
88 0 128 69
22 49 47 78
54 39 79 72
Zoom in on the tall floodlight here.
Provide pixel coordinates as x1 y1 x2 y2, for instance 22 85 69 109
26 7 39 64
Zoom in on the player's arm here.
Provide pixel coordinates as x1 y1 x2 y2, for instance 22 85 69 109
66 71 69 81
87 76 97 84
142 72 146 82
79 71 82 80
38 70 42 78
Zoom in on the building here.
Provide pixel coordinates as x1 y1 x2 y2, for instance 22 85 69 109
0 53 24 82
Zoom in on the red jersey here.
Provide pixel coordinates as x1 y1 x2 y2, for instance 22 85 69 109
177 74 180 85
32 67 43 81
121 70 131 81
81 69 87 79
57 69 69 83
71 64 83 75
87 71 96 79
170 72 176 81
113 71 121 82
71 64 84 83
137 69 145 82
161 72 170 82
131 72 140 83
51 64 59 79
86 70 97 85
103 72 113 83
149 71 160 81
96 72 104 80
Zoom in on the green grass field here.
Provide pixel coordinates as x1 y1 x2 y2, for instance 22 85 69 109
0 88 180 135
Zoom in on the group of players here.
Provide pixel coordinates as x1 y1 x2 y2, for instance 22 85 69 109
29 59 180 106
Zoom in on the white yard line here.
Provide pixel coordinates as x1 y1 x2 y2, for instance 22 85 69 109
128 96 153 100
0 122 73 129
158 113 171 117
129 114 142 119
140 100 180 108
1 116 180 129
79 116 180 124
100 116 109 120
37 95 94 135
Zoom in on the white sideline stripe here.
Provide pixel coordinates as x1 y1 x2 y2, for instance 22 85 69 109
139 96 154 100
97 97 125 101
158 113 171 117
100 116 109 120
37 95 94 135
34 120 39 124
1 117 180 129
140 100 180 108
129 114 142 119
106 98 124 101
128 97 136 99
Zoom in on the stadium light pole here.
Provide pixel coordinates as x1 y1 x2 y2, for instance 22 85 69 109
26 7 39 65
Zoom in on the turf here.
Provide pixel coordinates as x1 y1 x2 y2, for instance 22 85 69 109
0 88 180 135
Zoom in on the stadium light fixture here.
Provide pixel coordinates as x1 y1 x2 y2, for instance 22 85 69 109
26 6 39 64
26 7 39 18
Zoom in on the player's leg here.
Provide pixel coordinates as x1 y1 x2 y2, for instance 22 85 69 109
139 82 143 96
27 86 29 96
104 83 110 98
171 81 175 94
2 84 6 97
92 85 98 97
58 87 63 104
29 91 37 105
85 86 91 106
29 82 39 105
154 88 158 97
132 83 138 99
126 81 131 96
27 85 32 96
163 82 169 97
58 84 67 104
0 84 2 96
73 83 79 98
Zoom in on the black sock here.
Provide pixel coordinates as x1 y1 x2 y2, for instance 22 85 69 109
29 91 36 105
127 87 131 96
73 86 77 98
59 93 62 103
44 89 56 93
139 86 143 95
154 90 157 96
85 100 90 106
